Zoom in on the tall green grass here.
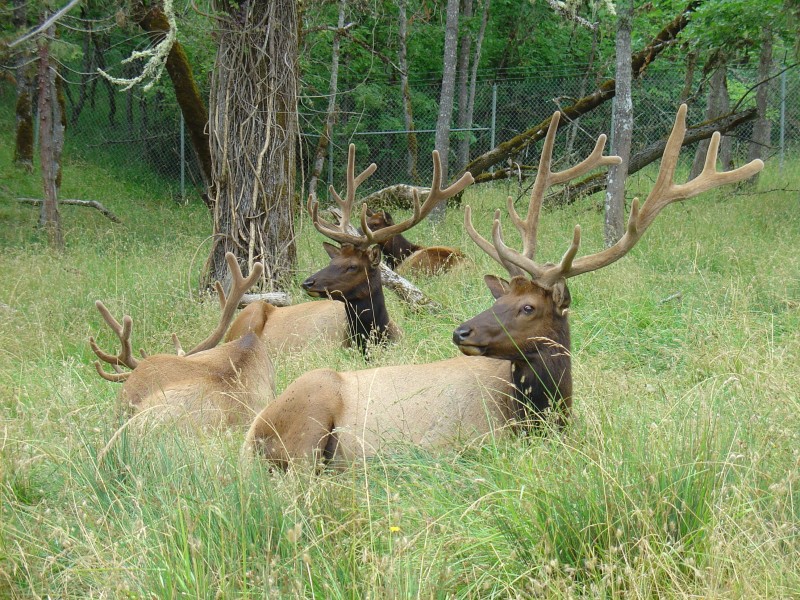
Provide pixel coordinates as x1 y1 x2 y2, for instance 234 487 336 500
1 95 799 597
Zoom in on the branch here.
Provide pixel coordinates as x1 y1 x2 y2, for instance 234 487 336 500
459 0 702 181
7 0 82 48
16 197 122 223
544 0 598 31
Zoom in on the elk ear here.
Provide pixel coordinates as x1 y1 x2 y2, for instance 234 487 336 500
322 242 341 259
367 245 382 267
551 280 572 315
382 210 394 225
484 274 510 299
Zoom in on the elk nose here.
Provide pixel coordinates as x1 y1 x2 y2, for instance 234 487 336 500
452 325 473 345
301 277 314 291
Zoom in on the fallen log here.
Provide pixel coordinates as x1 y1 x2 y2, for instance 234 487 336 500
16 197 121 223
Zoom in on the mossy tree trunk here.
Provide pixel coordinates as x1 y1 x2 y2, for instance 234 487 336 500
12 0 33 171
202 0 299 293
136 3 213 203
37 17 65 251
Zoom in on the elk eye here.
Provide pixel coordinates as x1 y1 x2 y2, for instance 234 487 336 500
522 304 535 315
347 265 358 272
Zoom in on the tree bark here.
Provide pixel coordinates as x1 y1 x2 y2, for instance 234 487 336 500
455 0 473 173
457 0 490 173
747 28 773 183
203 1 299 293
461 0 702 183
12 0 33 171
308 0 346 200
136 4 213 200
431 0 460 220
398 0 419 183
37 17 64 251
604 0 633 246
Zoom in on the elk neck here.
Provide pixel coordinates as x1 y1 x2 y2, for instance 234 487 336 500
381 234 422 270
342 266 393 353
509 319 572 423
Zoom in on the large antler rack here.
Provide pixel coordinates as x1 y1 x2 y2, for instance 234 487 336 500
308 143 474 248
466 104 764 289
90 252 263 382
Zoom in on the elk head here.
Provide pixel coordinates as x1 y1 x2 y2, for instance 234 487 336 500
454 104 764 422
305 143 473 350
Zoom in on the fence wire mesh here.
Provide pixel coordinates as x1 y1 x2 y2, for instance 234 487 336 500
59 63 799 201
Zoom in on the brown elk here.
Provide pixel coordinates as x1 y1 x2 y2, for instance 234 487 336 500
243 104 763 468
91 253 275 430
299 143 473 353
364 208 466 275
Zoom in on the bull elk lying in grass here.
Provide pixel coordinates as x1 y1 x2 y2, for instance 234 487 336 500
91 253 274 431
224 145 471 357
364 208 466 275
243 104 763 469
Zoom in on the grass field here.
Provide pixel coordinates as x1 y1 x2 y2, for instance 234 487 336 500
1 98 799 598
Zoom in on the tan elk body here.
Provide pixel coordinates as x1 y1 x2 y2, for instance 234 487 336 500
244 105 763 469
91 253 274 430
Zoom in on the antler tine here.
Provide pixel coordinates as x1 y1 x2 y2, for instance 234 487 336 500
537 103 764 286
307 144 379 247
93 360 130 382
307 194 366 246
360 149 475 246
89 300 139 370
490 216 544 279
186 252 264 355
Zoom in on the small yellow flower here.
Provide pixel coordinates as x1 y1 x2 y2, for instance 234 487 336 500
389 526 401 533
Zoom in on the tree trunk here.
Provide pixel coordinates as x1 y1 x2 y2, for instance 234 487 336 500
604 0 633 246
203 0 299 293
431 0 460 220
565 25 598 161
136 4 213 200
457 0 490 173
460 0 701 183
679 50 696 103
691 52 732 178
398 0 419 183
37 17 64 251
747 28 773 183
12 0 33 171
308 0 346 200
455 0 473 173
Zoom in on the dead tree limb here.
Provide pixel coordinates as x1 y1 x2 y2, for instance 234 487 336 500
16 197 122 223
460 0 702 183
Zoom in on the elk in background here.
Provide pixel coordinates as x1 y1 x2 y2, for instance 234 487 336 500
91 253 274 430
300 143 472 353
364 208 466 275
243 104 763 469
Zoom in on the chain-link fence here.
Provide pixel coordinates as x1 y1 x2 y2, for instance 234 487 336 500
59 63 800 200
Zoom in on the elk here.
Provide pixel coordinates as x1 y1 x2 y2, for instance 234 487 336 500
364 208 466 275
243 104 763 469
299 143 473 353
90 253 275 430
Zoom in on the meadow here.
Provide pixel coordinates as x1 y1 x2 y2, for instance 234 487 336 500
1 99 799 597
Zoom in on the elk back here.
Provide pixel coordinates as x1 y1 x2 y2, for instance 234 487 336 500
397 246 466 276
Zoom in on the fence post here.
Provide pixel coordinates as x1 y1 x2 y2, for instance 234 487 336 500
180 112 185 198
490 83 497 150
780 67 786 173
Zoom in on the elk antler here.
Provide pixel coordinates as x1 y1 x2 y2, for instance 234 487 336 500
309 143 474 247
183 252 264 355
89 301 140 382
467 104 765 288
90 252 263 381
